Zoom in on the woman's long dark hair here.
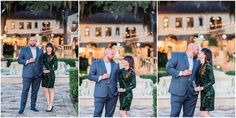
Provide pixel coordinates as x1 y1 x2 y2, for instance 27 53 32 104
124 55 135 78
199 48 212 75
46 43 55 60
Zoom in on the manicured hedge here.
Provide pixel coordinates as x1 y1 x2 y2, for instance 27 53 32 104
140 74 157 84
152 86 157 117
226 71 235 75
69 67 78 100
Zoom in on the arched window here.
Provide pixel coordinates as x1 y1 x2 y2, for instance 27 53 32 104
163 17 169 28
216 16 222 29
85 27 90 37
125 27 136 38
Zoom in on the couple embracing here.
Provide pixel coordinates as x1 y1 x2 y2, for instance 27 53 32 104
167 43 215 117
89 48 136 117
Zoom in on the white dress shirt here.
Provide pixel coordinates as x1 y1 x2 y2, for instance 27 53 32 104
179 52 193 76
98 59 111 82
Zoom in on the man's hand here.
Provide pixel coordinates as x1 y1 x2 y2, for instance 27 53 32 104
28 58 35 64
101 73 110 80
182 70 192 76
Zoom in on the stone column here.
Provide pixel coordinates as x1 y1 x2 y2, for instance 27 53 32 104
72 41 76 58
13 41 18 59
61 38 65 58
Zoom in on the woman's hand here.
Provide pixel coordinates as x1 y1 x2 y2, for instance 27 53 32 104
194 86 204 92
194 86 201 92
118 88 126 92
43 70 50 73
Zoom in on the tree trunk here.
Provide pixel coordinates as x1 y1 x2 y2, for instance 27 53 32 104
63 8 68 45
151 1 157 57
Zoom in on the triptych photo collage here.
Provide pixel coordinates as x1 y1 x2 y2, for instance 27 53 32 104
1 0 235 117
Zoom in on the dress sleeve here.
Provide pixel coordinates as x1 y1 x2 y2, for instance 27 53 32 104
125 71 136 91
50 55 58 71
203 65 215 90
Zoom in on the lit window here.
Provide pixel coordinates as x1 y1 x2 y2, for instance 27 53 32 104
176 17 182 28
187 17 194 28
11 22 15 29
85 27 90 36
26 22 32 29
42 22 50 31
125 27 136 38
163 17 169 28
210 17 222 29
95 27 102 37
105 27 112 37
19 22 24 29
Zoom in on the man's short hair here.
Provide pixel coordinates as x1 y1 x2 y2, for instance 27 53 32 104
27 34 36 40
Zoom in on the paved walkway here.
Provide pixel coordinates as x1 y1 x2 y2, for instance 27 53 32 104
1 83 77 117
158 106 235 117
80 104 154 117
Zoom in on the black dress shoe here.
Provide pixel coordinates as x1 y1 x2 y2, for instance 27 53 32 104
18 109 24 114
31 108 39 112
46 106 54 112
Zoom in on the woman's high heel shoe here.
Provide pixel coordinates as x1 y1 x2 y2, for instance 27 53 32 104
46 106 54 112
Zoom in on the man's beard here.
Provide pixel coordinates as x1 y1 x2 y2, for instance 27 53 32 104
29 44 36 47
108 57 114 61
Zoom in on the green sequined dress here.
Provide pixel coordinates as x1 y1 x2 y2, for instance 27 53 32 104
118 68 136 111
42 53 58 88
198 64 215 111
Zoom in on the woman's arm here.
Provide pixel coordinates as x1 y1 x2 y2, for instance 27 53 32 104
50 55 58 71
124 72 136 91
201 65 215 90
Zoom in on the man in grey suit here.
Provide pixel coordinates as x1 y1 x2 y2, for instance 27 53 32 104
89 48 120 117
18 34 43 114
166 43 200 117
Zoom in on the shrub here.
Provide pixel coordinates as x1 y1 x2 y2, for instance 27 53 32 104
3 44 14 58
152 86 157 117
226 71 235 75
124 45 133 54
6 58 17 67
79 57 89 72
158 52 168 68
79 74 88 86
69 67 78 101
208 37 218 46
140 74 157 84
41 35 49 42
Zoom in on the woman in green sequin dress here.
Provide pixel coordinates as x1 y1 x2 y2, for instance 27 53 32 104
42 43 58 112
195 48 215 117
118 55 136 117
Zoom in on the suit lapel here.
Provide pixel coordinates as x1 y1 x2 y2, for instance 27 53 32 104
184 53 189 69
110 61 115 76
27 46 33 58
35 47 39 61
101 60 107 73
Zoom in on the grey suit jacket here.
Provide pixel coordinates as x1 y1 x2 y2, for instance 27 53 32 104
89 59 120 98
166 52 200 97
18 46 43 78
